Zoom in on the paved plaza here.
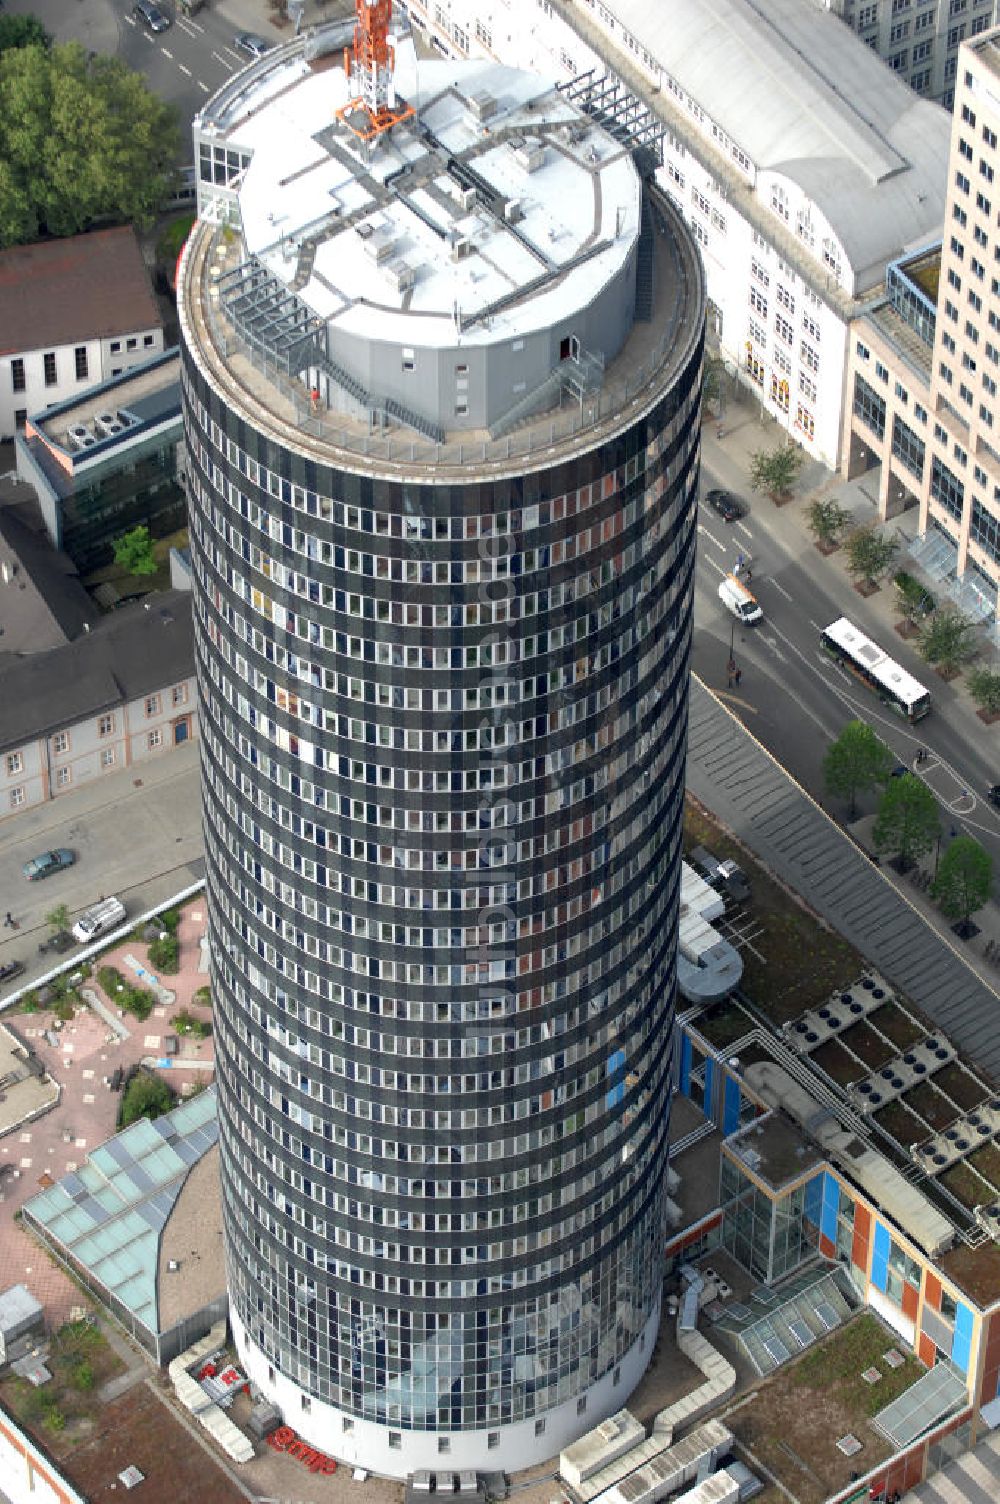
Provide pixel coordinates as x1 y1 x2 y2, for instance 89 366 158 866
0 898 212 1330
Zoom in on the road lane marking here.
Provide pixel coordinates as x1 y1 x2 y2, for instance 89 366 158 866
735 521 753 540
178 63 192 76
197 80 210 92
212 50 236 69
223 45 246 63
161 47 173 59
696 524 728 554
177 17 204 34
767 578 793 602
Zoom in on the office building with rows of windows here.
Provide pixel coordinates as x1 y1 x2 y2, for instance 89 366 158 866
178 22 704 1477
829 0 998 112
842 28 1000 620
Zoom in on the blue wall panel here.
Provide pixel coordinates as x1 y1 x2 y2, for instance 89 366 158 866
952 1301 974 1374
820 1173 839 1244
871 1221 890 1293
722 1075 741 1136
679 1035 692 1096
804 1173 823 1231
704 1056 716 1121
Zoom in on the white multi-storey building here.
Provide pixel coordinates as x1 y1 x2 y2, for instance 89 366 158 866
410 0 951 468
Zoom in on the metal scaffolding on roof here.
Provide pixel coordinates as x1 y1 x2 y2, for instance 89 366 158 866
558 70 665 178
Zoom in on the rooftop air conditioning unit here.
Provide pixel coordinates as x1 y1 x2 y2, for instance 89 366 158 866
451 237 472 261
67 424 93 450
504 198 523 223
466 90 497 122
514 140 546 173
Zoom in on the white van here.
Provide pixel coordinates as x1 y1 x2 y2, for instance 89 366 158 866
72 897 127 945
718 573 763 624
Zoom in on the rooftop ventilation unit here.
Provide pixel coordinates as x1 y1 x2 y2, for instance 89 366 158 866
362 228 396 264
466 91 497 122
504 198 524 224
383 258 416 293
67 424 97 451
451 236 472 262
512 137 546 173
784 973 894 1054
975 1201 1000 1240
850 1033 957 1112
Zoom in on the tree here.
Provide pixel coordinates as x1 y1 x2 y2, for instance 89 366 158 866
702 355 725 418
918 605 977 676
893 570 935 631
749 444 804 499
0 16 49 53
807 498 851 550
873 773 940 871
45 903 69 935
967 664 1000 716
119 1070 174 1128
112 524 157 577
823 719 895 818
844 525 899 591
0 43 181 247
930 835 993 934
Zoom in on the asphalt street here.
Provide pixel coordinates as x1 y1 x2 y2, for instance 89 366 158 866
0 741 204 995
3 0 355 133
691 434 1000 863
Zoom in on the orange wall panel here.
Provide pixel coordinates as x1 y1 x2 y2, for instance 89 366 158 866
918 1332 937 1368
924 1271 942 1311
902 1282 920 1321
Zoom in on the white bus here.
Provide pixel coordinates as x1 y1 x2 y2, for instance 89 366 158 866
821 616 931 721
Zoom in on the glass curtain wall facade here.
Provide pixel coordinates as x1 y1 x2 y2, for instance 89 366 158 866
183 333 702 1468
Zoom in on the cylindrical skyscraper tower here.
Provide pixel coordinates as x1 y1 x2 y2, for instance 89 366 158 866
180 23 703 1478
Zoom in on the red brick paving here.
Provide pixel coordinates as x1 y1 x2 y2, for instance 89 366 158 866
0 897 212 1333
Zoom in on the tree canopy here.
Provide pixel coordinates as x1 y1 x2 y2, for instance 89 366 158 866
748 444 804 498
0 42 181 248
112 524 157 577
873 773 940 870
844 525 898 590
0 15 49 53
930 836 993 927
918 605 977 675
967 664 1000 716
823 719 895 818
893 570 935 628
119 1071 175 1129
807 497 851 549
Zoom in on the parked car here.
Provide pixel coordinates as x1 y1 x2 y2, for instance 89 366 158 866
133 1 171 33
989 784 1000 808
705 488 747 522
22 849 75 882
72 897 126 945
234 32 272 58
0 960 24 986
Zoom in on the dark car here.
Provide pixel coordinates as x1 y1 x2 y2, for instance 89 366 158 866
234 32 272 58
133 1 170 33
38 931 75 957
989 784 1000 808
22 849 75 882
0 960 24 986
705 488 747 522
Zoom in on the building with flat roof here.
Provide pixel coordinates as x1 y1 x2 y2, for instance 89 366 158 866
410 0 951 468
14 350 185 574
181 15 703 1477
0 227 165 442
842 26 1000 622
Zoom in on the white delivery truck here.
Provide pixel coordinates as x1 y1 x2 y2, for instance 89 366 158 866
718 572 763 624
72 897 127 944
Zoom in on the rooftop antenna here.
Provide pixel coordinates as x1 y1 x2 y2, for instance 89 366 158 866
335 0 414 142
